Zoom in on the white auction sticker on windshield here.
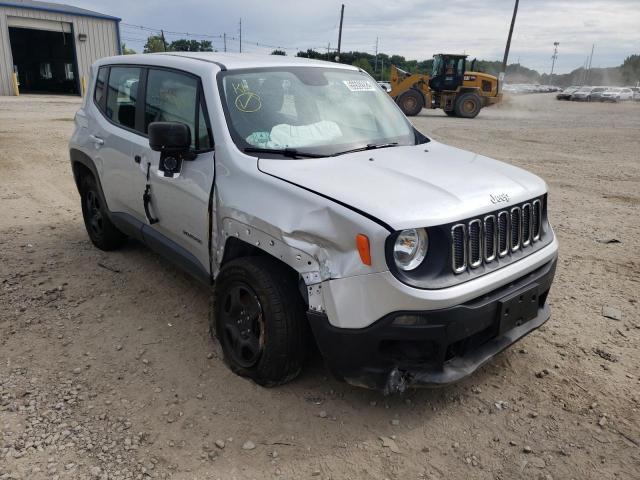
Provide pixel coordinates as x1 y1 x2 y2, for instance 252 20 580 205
343 80 376 92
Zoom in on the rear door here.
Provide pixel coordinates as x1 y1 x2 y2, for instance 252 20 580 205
130 67 215 281
88 65 144 215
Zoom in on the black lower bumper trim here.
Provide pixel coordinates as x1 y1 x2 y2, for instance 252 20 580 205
308 258 556 393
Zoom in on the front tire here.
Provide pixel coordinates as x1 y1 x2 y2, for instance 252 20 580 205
211 257 308 387
454 92 482 118
80 175 126 251
396 89 424 116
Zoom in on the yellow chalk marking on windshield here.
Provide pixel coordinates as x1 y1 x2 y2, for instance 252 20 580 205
235 91 262 112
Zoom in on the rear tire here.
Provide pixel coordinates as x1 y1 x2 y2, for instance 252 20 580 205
454 92 482 118
396 89 424 116
211 257 308 387
80 174 126 251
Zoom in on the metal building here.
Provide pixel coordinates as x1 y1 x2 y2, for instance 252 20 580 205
0 0 121 96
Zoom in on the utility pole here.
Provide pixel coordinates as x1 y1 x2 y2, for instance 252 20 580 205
239 18 242 53
374 37 379 73
380 58 384 81
327 42 330 58
500 0 519 91
549 42 559 85
160 29 167 52
223 33 227 52
585 44 594 84
336 4 344 62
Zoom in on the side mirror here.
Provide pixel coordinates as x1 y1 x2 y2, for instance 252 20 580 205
148 122 195 177
148 122 191 153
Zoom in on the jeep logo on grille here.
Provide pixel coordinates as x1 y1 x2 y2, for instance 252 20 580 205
490 193 510 204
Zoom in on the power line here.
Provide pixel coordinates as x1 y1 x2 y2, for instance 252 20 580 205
122 21 323 53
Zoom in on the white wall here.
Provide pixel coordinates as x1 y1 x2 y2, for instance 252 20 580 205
0 5 119 95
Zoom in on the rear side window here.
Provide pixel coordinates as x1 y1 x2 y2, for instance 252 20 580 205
105 67 141 131
145 68 212 150
94 66 108 110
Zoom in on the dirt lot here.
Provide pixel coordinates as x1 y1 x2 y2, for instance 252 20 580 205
1 93 639 480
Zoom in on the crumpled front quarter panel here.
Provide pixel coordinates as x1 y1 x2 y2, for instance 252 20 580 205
213 143 392 284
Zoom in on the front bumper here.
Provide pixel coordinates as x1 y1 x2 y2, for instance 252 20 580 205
309 258 556 393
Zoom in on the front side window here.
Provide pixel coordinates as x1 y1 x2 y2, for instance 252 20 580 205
105 67 141 131
145 69 212 150
219 67 417 157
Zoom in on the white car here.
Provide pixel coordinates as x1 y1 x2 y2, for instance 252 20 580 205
69 53 558 392
570 86 594 101
600 87 634 102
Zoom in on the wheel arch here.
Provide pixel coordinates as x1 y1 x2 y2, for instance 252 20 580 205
70 148 99 193
219 236 311 308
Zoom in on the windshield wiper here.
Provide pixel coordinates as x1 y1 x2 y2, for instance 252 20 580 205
243 146 325 159
330 142 399 157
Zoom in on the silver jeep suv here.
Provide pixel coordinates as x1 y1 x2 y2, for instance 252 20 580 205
69 53 558 393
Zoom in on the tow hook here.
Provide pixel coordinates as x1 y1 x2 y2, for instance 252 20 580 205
384 368 410 395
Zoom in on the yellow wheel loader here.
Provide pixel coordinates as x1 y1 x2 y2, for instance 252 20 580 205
389 54 502 118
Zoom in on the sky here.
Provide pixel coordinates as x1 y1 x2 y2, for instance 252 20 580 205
75 0 639 74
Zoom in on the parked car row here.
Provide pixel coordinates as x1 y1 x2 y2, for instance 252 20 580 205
557 85 639 102
503 83 561 94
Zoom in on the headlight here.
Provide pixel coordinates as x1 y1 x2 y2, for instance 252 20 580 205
393 228 428 271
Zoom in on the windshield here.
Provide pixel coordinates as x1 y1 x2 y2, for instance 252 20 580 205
608 88 622 93
592 87 606 92
218 67 418 157
576 87 592 92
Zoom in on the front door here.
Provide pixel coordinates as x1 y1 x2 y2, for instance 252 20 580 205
131 67 215 280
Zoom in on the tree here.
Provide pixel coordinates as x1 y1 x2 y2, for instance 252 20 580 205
352 58 373 75
169 39 213 52
121 43 136 55
144 35 166 53
621 55 640 85
271 49 286 56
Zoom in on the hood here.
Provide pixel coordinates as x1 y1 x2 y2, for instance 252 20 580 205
258 141 547 231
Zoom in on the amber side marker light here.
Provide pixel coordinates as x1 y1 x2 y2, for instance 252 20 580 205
356 234 372 266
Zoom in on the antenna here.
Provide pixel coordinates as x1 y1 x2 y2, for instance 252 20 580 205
239 18 242 53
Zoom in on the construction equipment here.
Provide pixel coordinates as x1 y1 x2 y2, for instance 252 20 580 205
389 54 502 118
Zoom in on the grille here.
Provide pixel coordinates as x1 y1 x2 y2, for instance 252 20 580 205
468 219 482 268
483 215 497 262
532 199 541 240
510 207 521 252
522 203 532 246
497 211 509 257
451 224 467 273
451 198 544 274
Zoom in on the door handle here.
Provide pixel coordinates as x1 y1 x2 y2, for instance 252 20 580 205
134 155 141 164
89 134 104 146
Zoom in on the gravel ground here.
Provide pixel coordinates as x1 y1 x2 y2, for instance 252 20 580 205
1 93 639 480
